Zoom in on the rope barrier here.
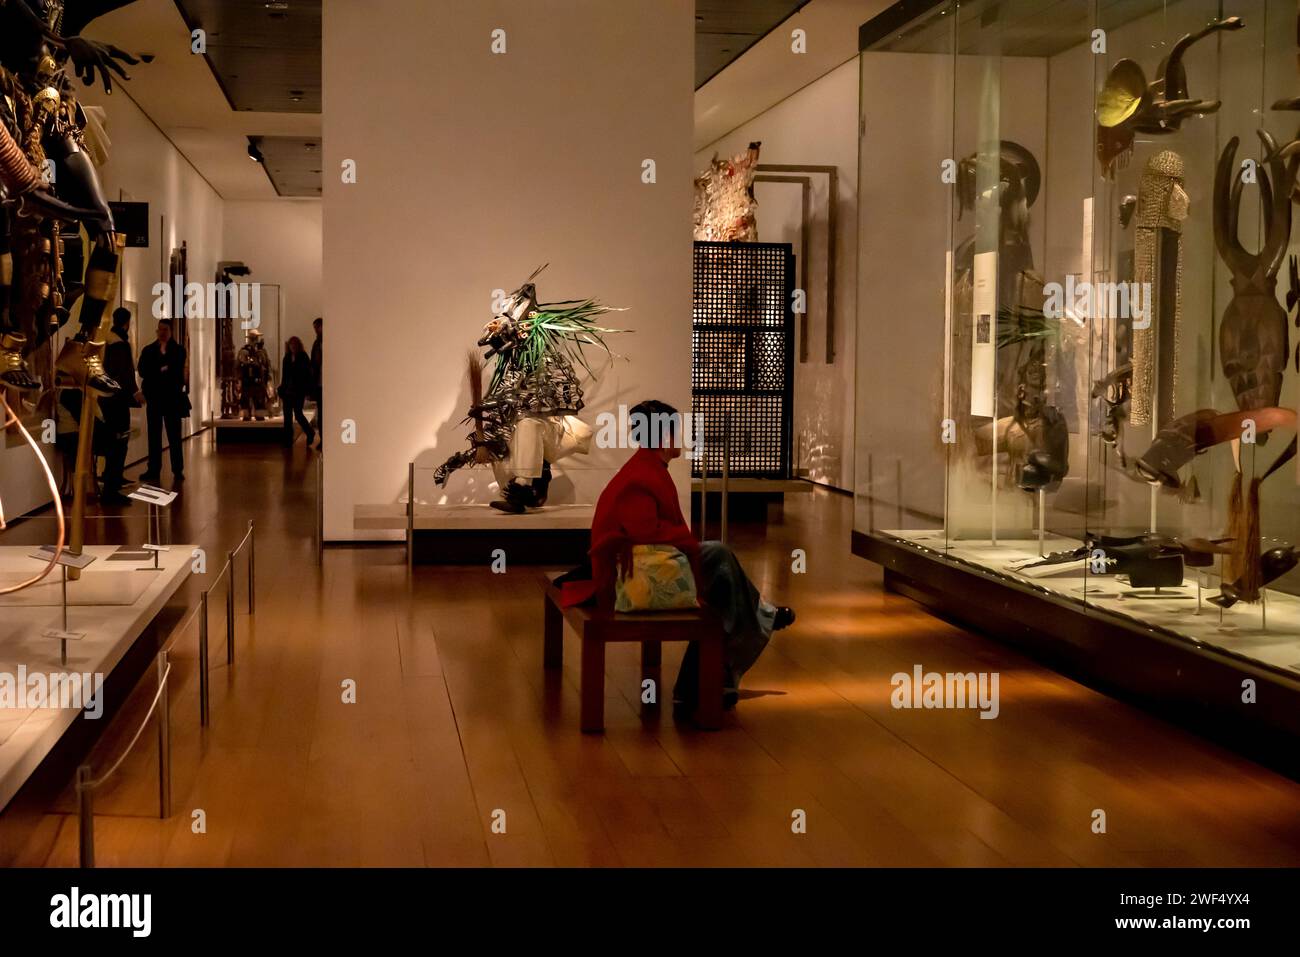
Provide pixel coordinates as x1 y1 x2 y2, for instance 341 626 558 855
81 661 172 792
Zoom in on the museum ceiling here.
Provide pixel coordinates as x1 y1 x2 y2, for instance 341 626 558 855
174 0 321 197
696 0 814 88
173 0 321 114
77 0 824 198
249 135 323 199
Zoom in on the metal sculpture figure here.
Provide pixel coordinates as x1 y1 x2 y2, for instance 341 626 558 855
1 0 144 585
433 266 625 514
0 0 143 393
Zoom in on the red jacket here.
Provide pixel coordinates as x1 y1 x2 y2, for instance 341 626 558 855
567 448 701 607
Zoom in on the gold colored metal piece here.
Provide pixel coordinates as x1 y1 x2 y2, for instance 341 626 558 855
67 387 98 581
55 338 113 396
1097 60 1146 128
84 267 113 300
33 86 61 114
1 333 29 373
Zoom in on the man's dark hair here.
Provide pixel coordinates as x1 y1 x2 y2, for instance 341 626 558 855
629 399 680 449
157 318 174 329
111 307 131 329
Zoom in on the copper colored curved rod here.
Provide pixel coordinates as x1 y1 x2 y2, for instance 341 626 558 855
1133 407 1297 487
0 393 64 594
1196 407 1297 446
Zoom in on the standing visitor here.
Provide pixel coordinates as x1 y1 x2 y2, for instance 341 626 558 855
99 308 141 504
137 319 189 484
279 336 316 448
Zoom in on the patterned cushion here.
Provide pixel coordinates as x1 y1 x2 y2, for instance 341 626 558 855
614 545 698 612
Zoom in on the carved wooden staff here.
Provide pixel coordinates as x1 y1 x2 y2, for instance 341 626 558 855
467 351 490 464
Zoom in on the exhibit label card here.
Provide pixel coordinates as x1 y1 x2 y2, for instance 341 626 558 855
970 250 998 418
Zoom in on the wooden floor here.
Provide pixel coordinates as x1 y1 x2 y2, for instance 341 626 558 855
6 432 1300 867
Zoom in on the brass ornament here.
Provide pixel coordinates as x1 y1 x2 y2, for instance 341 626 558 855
1096 17 1243 177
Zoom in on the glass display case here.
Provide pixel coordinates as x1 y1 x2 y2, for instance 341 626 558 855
212 281 282 423
853 0 1300 748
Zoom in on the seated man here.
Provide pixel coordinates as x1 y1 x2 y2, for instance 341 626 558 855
587 399 794 712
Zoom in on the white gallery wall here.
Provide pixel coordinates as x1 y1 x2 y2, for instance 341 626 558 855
322 0 695 541
695 58 861 492
0 81 223 520
223 200 323 351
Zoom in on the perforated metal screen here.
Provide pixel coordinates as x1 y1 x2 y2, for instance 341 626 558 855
692 242 795 478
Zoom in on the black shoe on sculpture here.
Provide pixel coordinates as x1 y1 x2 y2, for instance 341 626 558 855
773 606 796 631
494 474 545 513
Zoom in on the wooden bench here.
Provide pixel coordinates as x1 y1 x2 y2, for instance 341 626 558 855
540 572 725 733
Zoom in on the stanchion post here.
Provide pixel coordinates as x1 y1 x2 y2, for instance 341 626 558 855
407 462 415 572
721 411 731 546
157 652 171 819
226 551 235 666
199 590 210 726
247 520 255 615
316 453 324 565
698 450 708 542
76 765 94 869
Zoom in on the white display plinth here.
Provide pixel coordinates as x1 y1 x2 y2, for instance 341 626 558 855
354 503 594 531
0 545 194 811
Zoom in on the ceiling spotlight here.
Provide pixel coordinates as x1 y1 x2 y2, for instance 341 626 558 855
247 141 264 163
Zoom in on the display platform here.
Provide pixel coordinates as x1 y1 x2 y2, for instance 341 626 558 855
854 529 1300 779
0 546 194 813
209 417 285 445
889 528 1300 676
690 477 813 522
688 478 811 494
354 504 592 565
0 567 157 607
